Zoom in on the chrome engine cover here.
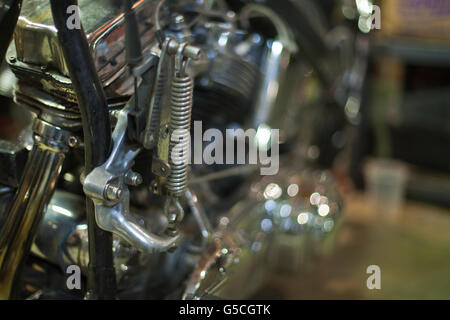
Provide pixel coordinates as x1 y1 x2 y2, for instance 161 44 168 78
7 0 159 103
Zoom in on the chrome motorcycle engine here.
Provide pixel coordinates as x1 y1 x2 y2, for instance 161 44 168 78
0 0 347 300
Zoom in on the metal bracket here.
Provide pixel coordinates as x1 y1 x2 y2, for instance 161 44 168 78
83 106 179 253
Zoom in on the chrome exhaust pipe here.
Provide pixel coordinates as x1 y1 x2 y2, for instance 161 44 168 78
0 118 74 299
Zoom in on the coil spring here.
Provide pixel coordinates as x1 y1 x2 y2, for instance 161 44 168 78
167 74 193 197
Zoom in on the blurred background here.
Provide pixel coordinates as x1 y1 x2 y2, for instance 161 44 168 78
0 0 449 300
249 0 450 300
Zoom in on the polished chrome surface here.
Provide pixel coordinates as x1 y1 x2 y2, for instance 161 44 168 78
164 40 200 232
167 73 193 197
185 188 213 249
0 0 351 299
31 190 139 280
183 159 342 299
182 196 268 300
31 190 84 267
7 0 162 108
13 0 157 81
14 81 82 126
0 118 73 299
255 165 342 273
83 105 179 253
252 40 292 128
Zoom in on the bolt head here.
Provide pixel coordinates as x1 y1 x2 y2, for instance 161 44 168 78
134 173 143 185
105 183 123 201
125 171 143 186
172 15 185 24
68 136 78 148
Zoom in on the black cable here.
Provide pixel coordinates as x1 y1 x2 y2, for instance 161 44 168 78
154 0 167 47
57 226 77 273
0 0 22 64
123 0 142 67
49 0 116 299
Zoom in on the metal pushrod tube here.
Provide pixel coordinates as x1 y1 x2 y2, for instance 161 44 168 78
0 119 71 299
50 0 116 299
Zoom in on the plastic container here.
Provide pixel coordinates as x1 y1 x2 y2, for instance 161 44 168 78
364 158 409 221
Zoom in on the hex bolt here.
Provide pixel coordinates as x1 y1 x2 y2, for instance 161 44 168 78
170 14 186 32
68 136 79 148
172 14 185 25
125 171 143 186
104 182 123 201
150 180 160 195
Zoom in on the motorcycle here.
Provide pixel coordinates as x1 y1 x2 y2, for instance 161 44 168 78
0 0 362 299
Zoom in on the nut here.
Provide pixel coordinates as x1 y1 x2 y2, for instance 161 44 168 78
104 182 123 201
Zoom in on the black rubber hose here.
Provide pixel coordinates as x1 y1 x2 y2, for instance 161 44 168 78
49 0 116 299
0 0 22 63
123 0 142 66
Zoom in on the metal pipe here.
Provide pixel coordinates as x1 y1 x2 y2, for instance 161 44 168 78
154 0 168 46
49 0 116 299
0 119 71 299
252 40 291 128
185 189 213 249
